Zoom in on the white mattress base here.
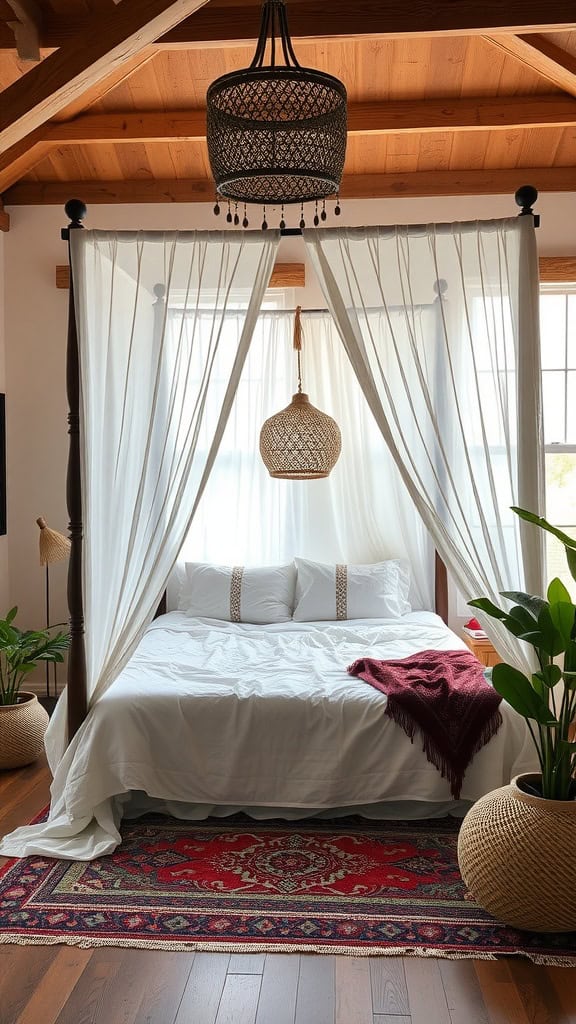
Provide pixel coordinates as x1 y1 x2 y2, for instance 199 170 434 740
121 791 471 821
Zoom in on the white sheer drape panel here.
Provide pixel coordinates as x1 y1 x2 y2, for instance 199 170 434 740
305 218 544 669
180 311 434 610
68 229 279 710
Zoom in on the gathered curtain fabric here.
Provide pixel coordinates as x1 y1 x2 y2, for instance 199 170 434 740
45 228 279 768
305 217 544 671
177 309 434 610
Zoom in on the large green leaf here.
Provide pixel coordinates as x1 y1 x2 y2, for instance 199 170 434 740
491 663 557 724
0 624 18 645
500 590 546 618
468 597 508 620
536 605 565 657
549 600 576 647
512 508 576 549
17 663 36 675
516 629 546 646
547 577 573 605
531 673 547 700
468 598 530 638
534 664 562 688
507 604 536 627
567 547 576 584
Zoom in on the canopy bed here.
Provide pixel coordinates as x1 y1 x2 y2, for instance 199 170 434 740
0 193 544 861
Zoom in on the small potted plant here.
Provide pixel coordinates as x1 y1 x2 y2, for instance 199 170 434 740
457 508 576 932
0 607 69 769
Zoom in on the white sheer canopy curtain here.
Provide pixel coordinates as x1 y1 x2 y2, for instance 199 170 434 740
179 310 434 609
305 217 544 670
46 228 279 765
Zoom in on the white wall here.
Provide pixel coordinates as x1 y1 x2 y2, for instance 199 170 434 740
3 191 576 633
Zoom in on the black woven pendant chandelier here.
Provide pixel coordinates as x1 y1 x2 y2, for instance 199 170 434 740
207 0 347 229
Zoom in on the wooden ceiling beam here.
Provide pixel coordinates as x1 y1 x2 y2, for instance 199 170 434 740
39 95 576 146
55 260 305 289
1 0 576 49
5 94 571 195
6 0 43 61
0 130 52 192
4 167 574 205
158 1 576 46
539 256 576 281
0 49 157 192
484 34 576 97
0 0 210 155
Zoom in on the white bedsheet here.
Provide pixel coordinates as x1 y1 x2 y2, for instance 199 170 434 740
0 612 537 860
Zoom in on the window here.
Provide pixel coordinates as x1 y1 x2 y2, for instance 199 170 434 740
540 287 576 593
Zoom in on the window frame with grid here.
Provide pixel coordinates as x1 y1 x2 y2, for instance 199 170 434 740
539 277 576 591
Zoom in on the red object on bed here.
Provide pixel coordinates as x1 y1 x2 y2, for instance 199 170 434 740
348 649 503 799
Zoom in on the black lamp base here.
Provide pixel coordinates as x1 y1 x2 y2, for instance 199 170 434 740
39 694 58 717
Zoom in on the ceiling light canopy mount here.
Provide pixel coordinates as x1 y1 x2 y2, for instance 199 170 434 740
207 0 347 227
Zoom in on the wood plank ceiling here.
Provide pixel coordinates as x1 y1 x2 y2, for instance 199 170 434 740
1 0 576 216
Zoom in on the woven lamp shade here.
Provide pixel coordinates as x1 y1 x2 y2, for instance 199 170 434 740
36 517 70 566
260 392 341 480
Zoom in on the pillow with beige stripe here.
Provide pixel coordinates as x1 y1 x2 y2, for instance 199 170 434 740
293 557 411 621
179 562 296 624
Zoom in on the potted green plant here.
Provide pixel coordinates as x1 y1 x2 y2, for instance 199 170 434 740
0 607 69 769
457 508 576 932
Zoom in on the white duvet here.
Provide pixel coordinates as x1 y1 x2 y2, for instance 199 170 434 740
0 612 536 860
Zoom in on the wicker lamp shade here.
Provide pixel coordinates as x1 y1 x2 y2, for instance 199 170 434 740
207 0 347 228
36 516 70 566
259 307 342 480
260 392 341 480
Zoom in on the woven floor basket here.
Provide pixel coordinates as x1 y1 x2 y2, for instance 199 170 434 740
458 774 576 932
0 693 49 770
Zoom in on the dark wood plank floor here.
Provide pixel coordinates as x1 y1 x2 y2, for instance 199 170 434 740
1 760 575 1024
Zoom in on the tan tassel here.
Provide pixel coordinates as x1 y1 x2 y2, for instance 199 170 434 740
293 305 302 351
36 517 71 567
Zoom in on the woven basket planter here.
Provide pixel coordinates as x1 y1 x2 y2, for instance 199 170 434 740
0 692 49 770
458 774 576 932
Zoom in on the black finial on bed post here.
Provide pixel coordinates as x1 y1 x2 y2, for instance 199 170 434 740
61 198 87 241
63 199 88 743
515 185 540 227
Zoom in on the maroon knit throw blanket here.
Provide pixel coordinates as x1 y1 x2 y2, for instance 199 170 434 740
348 649 503 799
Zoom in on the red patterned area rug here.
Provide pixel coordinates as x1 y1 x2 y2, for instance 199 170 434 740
1 816 574 964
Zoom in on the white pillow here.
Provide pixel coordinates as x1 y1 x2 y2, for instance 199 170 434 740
293 557 411 621
179 562 296 624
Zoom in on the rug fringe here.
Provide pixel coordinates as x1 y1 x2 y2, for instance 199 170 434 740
0 933 573 966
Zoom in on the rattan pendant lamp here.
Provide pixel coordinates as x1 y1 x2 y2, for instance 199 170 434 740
260 308 342 479
206 0 347 229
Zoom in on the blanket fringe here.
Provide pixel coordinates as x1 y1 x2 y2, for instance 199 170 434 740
0 932 573 965
386 706 503 799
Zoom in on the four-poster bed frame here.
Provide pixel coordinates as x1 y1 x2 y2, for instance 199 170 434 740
61 186 540 743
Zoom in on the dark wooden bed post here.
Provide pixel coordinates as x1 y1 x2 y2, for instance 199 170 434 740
62 199 88 742
434 552 448 623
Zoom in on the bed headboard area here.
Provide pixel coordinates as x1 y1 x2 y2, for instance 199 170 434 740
157 551 449 623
